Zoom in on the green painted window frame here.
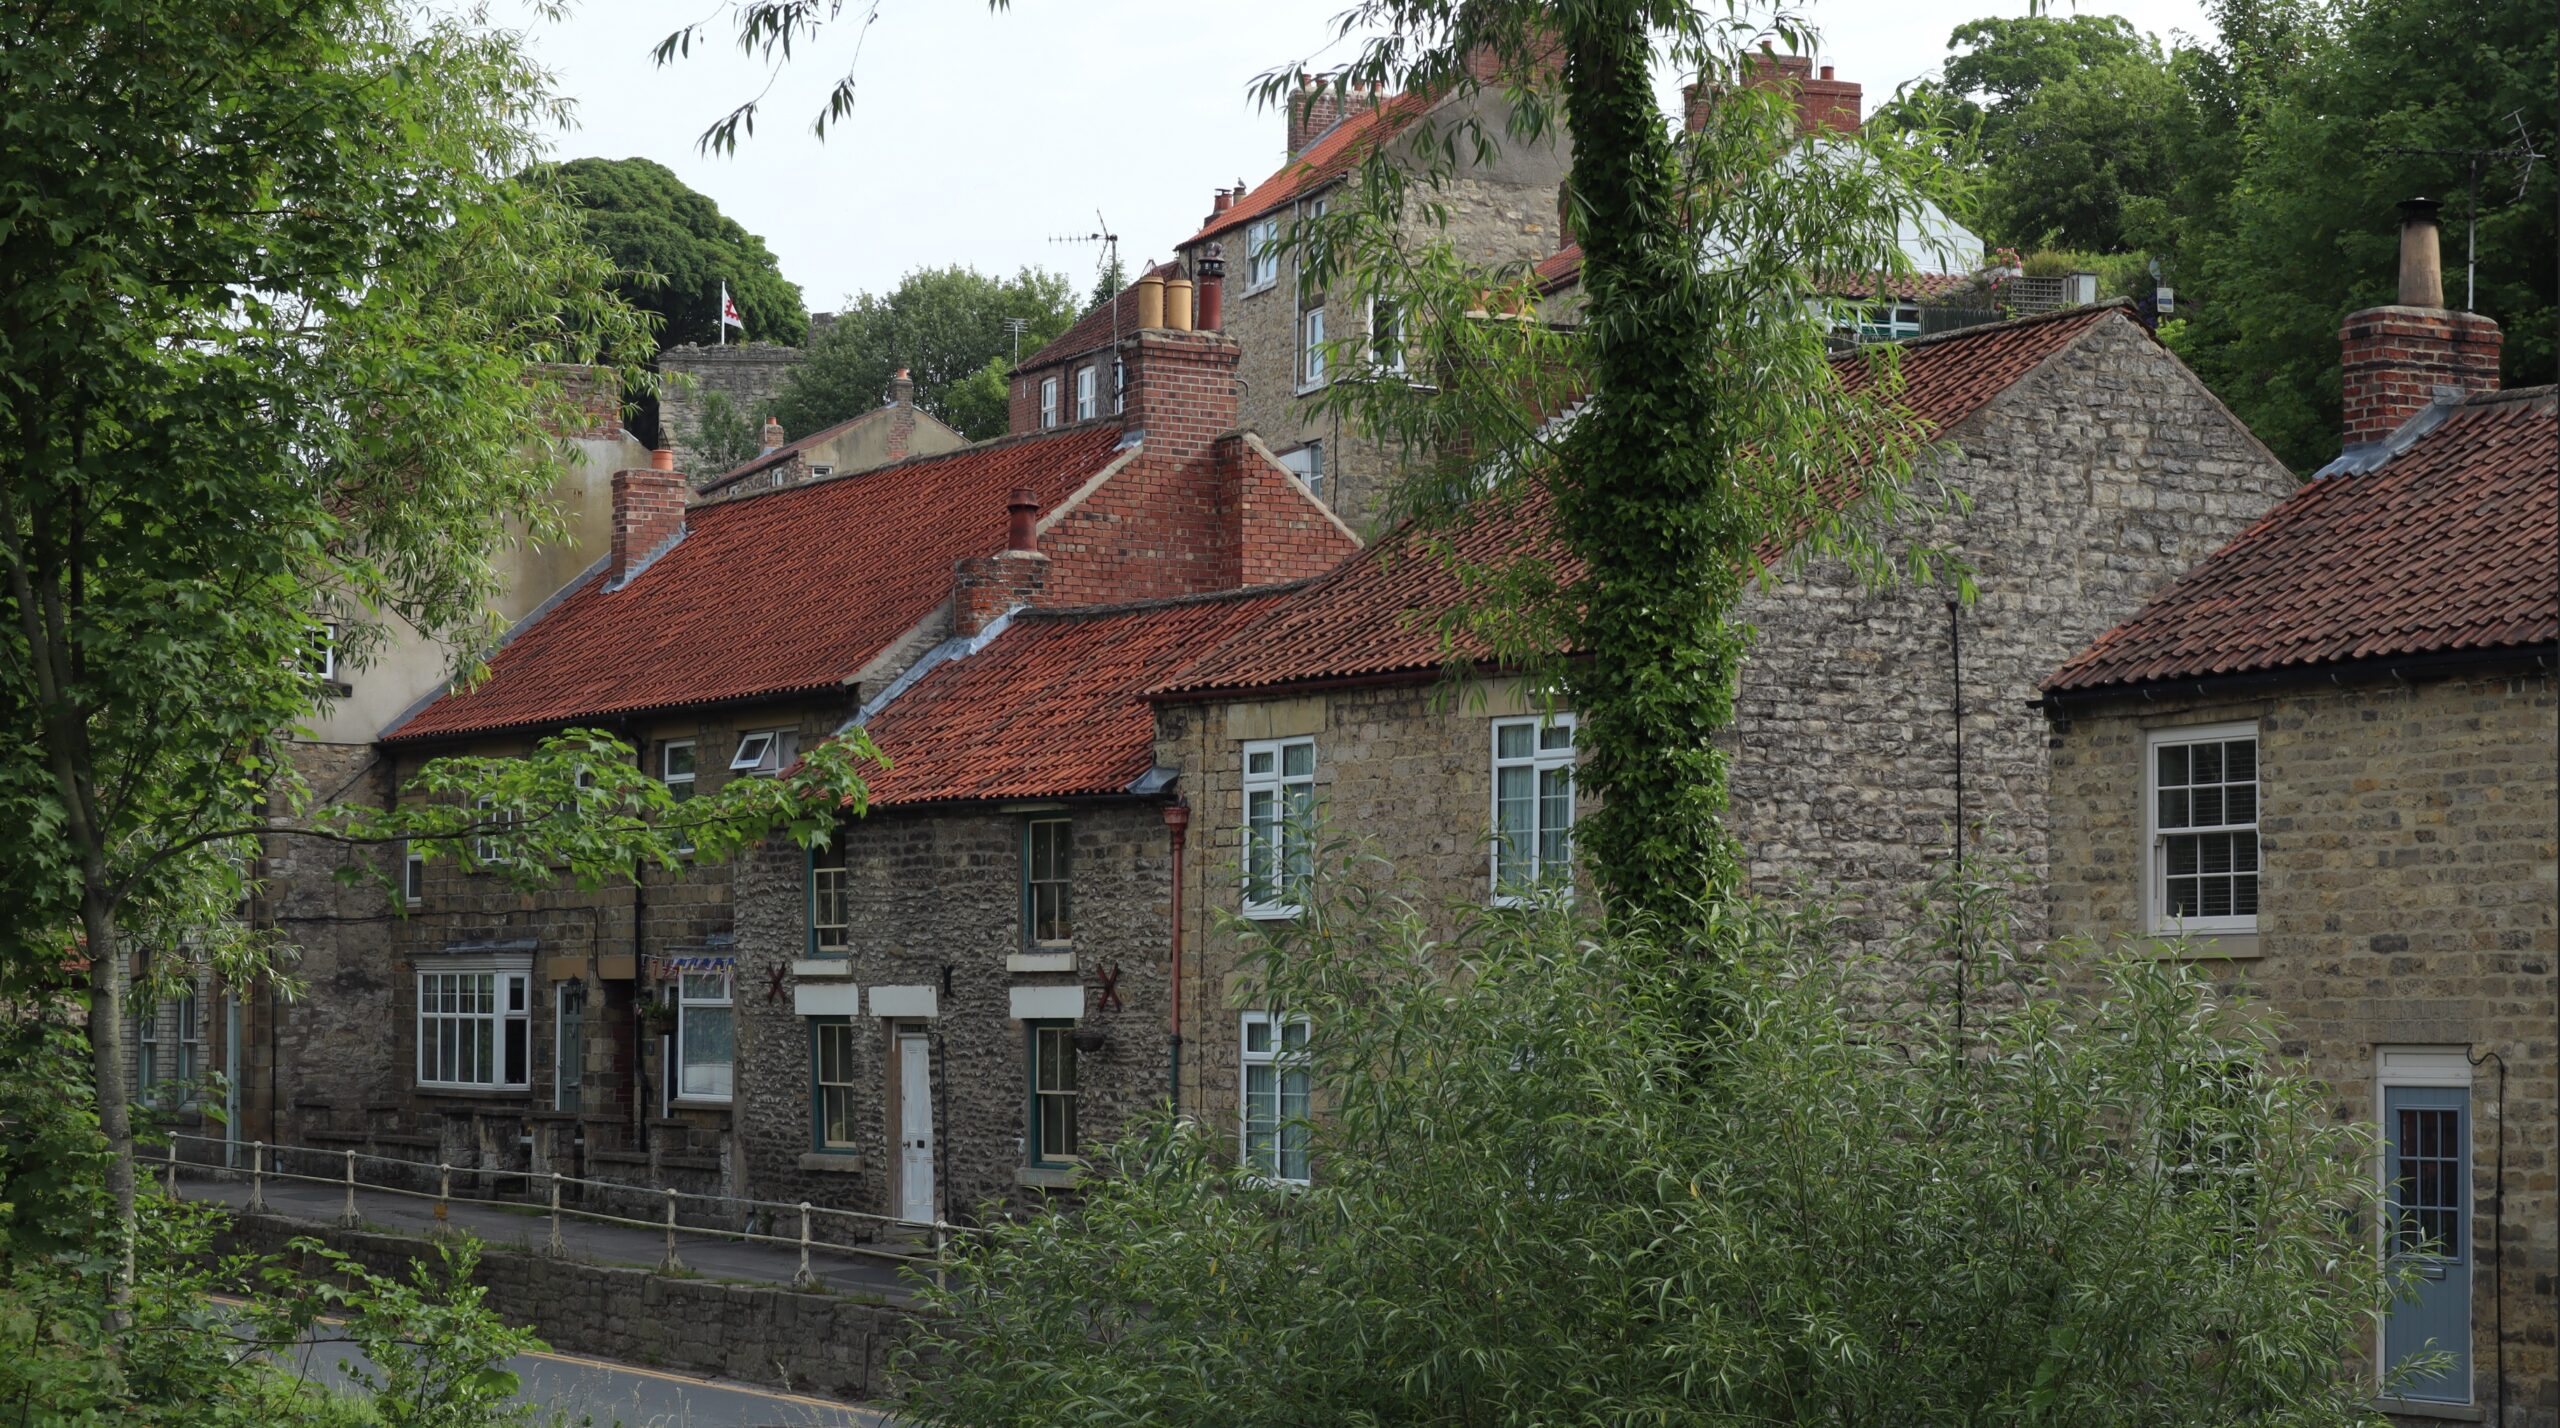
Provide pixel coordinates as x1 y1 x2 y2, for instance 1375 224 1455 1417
807 844 850 956
1026 1020 1078 1167
809 1016 859 1153
1022 817 1072 948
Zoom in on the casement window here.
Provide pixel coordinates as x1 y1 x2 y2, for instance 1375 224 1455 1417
554 981 585 1110
1278 442 1323 500
2147 724 2260 934
1039 377 1059 430
729 727 798 776
305 622 339 682
1074 365 1097 420
1028 1021 1078 1165
811 1017 859 1151
1240 1011 1311 1184
1491 715 1577 901
1298 305 1328 389
402 845 425 906
663 740 696 854
1367 294 1405 375
1024 818 1072 945
810 846 851 954
469 796 517 868
676 971 734 1101
1852 302 1923 341
1245 217 1280 291
1241 737 1315 918
417 962 531 1090
1112 357 1125 414
2377 1049 2474 1405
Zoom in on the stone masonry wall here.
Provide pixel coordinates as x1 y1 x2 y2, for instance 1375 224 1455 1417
658 343 805 474
2046 673 2557 1428
217 1210 913 1402
732 802 1176 1226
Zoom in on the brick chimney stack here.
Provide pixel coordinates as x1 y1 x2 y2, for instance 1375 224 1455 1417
608 447 687 590
954 488 1050 636
1690 53 1862 135
884 368 917 462
2339 198 2502 448
1118 328 1242 462
760 415 785 456
1286 72 1344 156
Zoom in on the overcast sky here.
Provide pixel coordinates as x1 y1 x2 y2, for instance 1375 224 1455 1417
500 1 2212 315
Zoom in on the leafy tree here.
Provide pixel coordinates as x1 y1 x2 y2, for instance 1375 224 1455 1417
0 0 863 1305
1087 256 1130 313
547 156 806 350
2165 0 2555 470
1976 54 2178 250
686 389 767 474
1882 15 2154 156
773 266 1080 441
897 872 2415 1425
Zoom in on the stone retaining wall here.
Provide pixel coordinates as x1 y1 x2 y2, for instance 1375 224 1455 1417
218 1209 915 1403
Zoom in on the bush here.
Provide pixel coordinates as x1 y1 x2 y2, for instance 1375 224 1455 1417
896 861 2415 1426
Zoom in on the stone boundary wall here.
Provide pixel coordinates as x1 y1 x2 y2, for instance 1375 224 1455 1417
216 1209 916 1403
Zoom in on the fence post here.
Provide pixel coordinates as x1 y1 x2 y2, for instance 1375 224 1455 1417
248 1140 266 1214
793 1202 815 1290
934 1222 947 1295
164 1139 179 1196
657 1188 685 1275
434 1162 451 1235
546 1173 566 1258
338 1149 360 1228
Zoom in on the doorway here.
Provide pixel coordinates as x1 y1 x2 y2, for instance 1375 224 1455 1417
895 1030 936 1224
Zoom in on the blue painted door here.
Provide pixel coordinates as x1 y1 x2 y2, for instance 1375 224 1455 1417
2382 1084 2471 1403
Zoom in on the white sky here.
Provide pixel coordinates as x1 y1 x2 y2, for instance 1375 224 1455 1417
500 1 2212 312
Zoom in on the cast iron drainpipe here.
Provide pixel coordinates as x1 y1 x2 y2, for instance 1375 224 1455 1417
1162 803 1190 1114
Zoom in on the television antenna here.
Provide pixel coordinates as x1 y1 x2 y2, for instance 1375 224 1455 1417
2386 113 2544 310
1048 212 1128 406
1002 316 1030 360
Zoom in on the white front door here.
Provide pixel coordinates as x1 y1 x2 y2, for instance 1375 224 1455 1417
896 1032 936 1224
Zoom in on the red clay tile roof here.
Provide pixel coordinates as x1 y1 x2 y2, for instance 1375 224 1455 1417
1185 92 1434 248
694 401 961 497
1016 261 1182 376
1533 242 1972 302
2046 387 2559 694
385 426 1132 743
862 588 1301 805
1153 304 2126 699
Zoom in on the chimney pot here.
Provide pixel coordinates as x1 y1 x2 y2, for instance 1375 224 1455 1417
1164 275 1195 332
2397 197 2445 309
650 446 675 472
1006 487 1040 553
887 367 915 406
1820 64 1835 79
760 416 785 455
1136 270 1167 330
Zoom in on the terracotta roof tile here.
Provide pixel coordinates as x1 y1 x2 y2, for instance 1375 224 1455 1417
385 426 1132 743
1184 93 1434 248
1153 305 2124 699
1016 261 1182 376
2046 387 2559 693
862 589 1301 805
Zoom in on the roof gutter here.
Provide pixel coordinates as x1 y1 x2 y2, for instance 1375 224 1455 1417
2034 642 2558 717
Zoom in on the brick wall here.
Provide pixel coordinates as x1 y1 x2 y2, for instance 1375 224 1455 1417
2340 305 2503 446
731 803 1177 1225
2046 672 2557 1428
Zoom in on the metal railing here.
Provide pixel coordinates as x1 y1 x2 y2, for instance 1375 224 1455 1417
160 1132 969 1292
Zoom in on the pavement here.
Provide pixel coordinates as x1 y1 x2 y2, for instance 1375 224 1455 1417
176 1173 926 1301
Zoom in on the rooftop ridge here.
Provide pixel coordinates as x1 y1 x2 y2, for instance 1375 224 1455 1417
689 422 1117 516
1890 297 2136 353
1011 579 1320 624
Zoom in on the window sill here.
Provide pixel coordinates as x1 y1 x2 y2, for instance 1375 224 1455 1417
1241 280 1277 298
2142 932 2263 961
1241 905 1302 922
2374 1398 2482 1422
669 1096 733 1112
1015 1164 1083 1190
416 1085 531 1099
1007 951 1076 974
797 1152 866 1174
1294 380 1330 397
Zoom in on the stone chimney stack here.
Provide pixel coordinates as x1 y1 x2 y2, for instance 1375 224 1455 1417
884 368 917 462
608 447 687 590
2339 198 2502 448
760 416 785 456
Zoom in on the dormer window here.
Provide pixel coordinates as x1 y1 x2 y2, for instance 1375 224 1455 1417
730 728 800 775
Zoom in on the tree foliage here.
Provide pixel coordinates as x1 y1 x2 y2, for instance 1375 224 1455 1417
774 265 1080 441
546 155 806 350
897 869 2414 1425
686 389 767 474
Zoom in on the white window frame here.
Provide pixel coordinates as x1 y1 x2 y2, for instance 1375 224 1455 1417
415 960 532 1091
1240 1010 1311 1185
811 847 851 954
1245 217 1280 291
1112 356 1125 414
1277 442 1323 500
307 622 339 682
1074 365 1096 421
2145 722 2261 936
676 970 734 1102
470 796 516 868
1241 736 1315 919
729 727 798 776
1490 714 1578 903
1297 304 1327 391
402 845 425 906
1039 376 1059 430
1366 293 1406 376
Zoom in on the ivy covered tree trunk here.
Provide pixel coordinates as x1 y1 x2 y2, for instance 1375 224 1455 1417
1552 4 1749 926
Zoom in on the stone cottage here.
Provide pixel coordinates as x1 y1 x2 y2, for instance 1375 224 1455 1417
731 585 1309 1226
2040 210 2554 1425
259 322 1356 1209
692 369 966 502
1142 302 2303 1165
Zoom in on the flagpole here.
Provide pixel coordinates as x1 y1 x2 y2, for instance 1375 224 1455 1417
718 282 726 347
